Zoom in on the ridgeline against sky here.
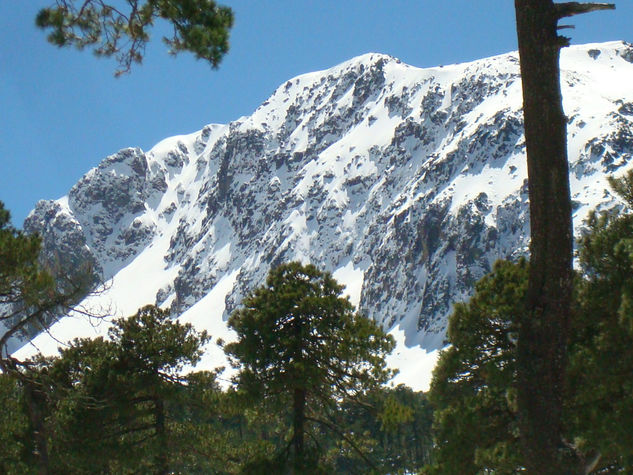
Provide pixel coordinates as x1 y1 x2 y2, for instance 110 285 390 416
0 1 627 226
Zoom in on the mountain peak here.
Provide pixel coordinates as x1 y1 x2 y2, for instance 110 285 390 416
14 42 633 389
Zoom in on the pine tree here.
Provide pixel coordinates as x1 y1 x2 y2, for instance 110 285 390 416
332 385 434 474
567 170 633 470
1 201 92 474
36 0 234 75
42 305 211 473
425 173 633 473
1 201 56 360
424 260 527 474
0 373 32 474
225 262 395 473
0 201 92 362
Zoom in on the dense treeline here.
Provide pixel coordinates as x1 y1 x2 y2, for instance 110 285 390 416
2 172 633 473
0 257 432 474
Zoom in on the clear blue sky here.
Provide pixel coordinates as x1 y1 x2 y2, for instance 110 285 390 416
1 1 629 226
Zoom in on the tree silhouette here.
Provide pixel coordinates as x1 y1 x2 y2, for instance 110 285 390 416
513 1 615 472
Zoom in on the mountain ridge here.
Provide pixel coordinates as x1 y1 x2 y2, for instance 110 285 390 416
13 41 633 388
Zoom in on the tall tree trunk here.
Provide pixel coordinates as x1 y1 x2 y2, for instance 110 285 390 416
154 397 169 475
24 381 50 475
292 311 306 474
293 387 306 474
513 1 614 473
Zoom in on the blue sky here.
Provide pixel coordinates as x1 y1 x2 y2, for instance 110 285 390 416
1 1 629 226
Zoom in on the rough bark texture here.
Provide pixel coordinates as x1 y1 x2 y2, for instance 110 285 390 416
514 1 574 473
292 313 306 474
513 1 613 473
293 387 306 474
24 381 50 475
155 397 168 475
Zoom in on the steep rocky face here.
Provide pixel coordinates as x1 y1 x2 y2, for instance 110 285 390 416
22 41 633 351
25 148 166 280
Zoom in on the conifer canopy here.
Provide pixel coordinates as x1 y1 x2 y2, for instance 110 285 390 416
225 262 395 471
36 0 234 75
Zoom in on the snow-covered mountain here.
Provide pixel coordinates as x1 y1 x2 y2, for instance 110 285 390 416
14 41 633 389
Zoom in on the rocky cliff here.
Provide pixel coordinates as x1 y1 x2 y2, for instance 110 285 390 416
21 41 633 359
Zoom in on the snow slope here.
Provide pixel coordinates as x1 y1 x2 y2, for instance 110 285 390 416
13 41 633 391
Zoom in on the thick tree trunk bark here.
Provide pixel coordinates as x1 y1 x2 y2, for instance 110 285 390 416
154 397 169 475
24 381 50 475
514 1 573 473
513 1 613 473
293 387 306 474
292 311 306 474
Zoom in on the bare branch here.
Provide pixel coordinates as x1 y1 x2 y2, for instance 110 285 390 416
555 2 615 19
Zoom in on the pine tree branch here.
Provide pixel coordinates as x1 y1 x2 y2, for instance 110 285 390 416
0 298 63 365
305 414 379 471
554 2 615 20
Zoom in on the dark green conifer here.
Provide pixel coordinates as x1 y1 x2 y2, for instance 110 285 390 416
567 170 633 469
225 262 395 473
0 373 31 474
1 201 92 363
424 259 526 474
426 172 633 473
1 201 56 358
36 0 234 75
43 305 211 473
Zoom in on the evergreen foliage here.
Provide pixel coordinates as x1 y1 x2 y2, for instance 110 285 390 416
1 201 56 358
0 304 290 473
424 259 526 474
225 262 396 472
0 258 434 473
331 384 434 474
0 373 31 474
1 202 96 472
426 172 633 473
568 170 633 469
0 201 92 366
36 305 213 473
36 0 234 75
